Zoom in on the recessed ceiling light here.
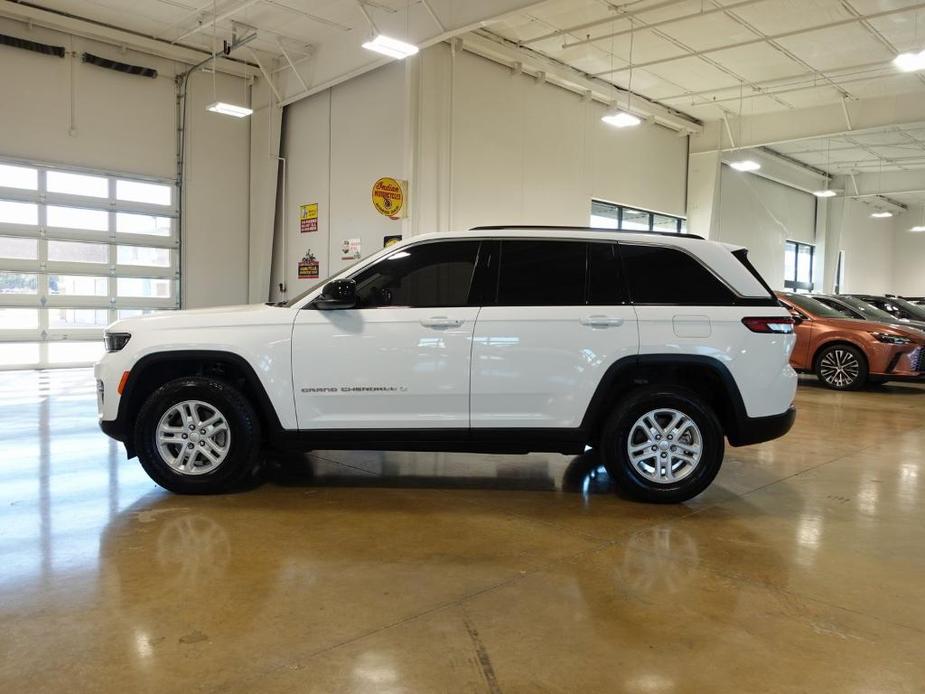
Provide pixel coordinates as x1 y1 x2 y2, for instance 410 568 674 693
601 109 642 128
910 225 925 232
871 211 894 218
206 101 253 118
894 50 925 72
813 190 837 198
362 34 419 59
729 160 761 172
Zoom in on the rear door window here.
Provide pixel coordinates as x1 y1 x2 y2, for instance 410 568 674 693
497 240 586 306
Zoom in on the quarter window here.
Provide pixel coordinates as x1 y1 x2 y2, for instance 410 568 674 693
497 240 586 306
621 244 734 305
351 241 480 308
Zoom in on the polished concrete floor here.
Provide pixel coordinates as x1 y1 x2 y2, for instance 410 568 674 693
1 369 924 693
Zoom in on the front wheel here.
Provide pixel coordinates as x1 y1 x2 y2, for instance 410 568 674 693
599 387 724 503
815 344 868 390
134 377 263 494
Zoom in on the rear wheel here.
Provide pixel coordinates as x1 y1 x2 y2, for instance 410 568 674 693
599 387 724 503
815 344 867 390
135 377 263 494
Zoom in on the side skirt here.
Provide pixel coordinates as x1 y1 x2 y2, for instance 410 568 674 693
269 428 590 455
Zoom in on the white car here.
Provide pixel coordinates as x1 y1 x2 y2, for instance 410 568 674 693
96 226 797 503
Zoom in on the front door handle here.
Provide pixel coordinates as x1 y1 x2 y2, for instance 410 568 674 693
420 316 464 328
580 315 624 328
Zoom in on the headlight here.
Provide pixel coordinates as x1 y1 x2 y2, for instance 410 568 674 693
871 332 912 345
103 332 131 352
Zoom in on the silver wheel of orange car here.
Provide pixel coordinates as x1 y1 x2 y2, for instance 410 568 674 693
816 344 867 391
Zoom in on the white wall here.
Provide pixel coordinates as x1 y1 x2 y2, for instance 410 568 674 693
0 18 250 308
272 43 689 300
713 166 817 290
893 209 925 296
823 197 895 294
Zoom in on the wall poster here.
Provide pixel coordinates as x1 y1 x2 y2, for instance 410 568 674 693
299 203 318 233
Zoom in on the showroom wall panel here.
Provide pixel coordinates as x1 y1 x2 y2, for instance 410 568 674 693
274 63 408 296
0 18 250 309
272 43 688 301
828 197 896 294
892 209 925 296
713 166 817 290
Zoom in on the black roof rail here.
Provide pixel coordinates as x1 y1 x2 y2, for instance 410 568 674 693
468 225 704 240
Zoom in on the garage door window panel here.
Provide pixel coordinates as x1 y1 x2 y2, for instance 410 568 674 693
0 158 178 368
0 164 38 191
0 201 39 227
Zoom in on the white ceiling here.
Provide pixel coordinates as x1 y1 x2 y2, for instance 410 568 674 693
774 122 925 173
485 0 925 123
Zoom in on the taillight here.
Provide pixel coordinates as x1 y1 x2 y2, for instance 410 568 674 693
742 317 794 334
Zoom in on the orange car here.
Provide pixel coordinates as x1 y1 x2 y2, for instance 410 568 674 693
776 292 925 390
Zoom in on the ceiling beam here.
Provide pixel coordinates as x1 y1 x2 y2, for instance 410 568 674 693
690 92 925 153
460 30 702 133
0 0 257 76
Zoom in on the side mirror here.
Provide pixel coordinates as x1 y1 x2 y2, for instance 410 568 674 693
789 310 804 324
314 279 356 310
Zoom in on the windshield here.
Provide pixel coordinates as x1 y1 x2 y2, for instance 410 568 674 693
829 296 900 322
783 293 850 319
889 297 925 321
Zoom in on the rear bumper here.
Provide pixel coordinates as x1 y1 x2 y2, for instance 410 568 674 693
728 406 796 447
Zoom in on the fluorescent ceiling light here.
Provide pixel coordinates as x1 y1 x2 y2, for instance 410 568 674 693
362 34 418 59
910 225 925 232
894 50 925 72
207 101 253 118
601 109 642 128
813 189 837 198
871 211 894 218
729 160 761 172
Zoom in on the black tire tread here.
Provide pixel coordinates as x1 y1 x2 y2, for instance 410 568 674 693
599 386 724 504
134 376 262 494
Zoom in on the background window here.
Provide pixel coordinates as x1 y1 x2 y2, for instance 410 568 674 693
784 240 814 291
621 244 734 305
0 158 178 369
591 200 685 233
352 241 479 308
498 241 586 306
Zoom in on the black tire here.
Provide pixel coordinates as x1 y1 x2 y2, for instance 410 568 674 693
599 387 724 504
814 344 868 390
134 376 263 494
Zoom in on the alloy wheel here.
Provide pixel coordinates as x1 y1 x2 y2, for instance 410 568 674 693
156 400 231 476
819 349 860 388
626 408 703 485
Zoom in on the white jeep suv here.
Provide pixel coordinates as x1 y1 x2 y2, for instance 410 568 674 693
96 226 797 503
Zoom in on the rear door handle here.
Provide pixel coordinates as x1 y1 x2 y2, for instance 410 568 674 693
420 316 464 328
580 315 624 328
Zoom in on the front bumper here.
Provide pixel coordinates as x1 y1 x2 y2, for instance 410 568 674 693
727 406 796 447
